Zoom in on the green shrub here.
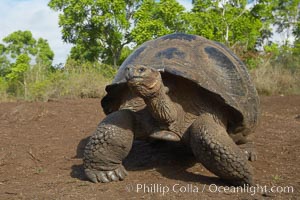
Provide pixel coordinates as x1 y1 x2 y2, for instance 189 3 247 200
28 79 51 101
25 67 110 101
59 70 109 99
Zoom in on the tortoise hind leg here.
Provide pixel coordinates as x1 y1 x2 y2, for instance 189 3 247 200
188 113 254 185
83 110 134 183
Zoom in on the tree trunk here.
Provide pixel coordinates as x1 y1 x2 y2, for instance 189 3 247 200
225 25 229 45
24 79 28 100
113 47 122 68
113 56 117 68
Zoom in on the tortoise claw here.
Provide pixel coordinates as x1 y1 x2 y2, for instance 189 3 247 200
115 165 128 180
239 143 258 162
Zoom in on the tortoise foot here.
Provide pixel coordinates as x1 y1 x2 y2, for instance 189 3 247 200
85 165 128 183
83 110 134 183
239 142 257 161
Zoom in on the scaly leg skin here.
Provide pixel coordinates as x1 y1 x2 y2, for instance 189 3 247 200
189 113 254 186
83 110 134 183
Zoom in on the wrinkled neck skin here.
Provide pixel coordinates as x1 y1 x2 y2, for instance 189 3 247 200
142 84 179 133
127 72 181 134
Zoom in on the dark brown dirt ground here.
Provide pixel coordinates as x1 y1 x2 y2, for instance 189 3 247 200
0 96 299 200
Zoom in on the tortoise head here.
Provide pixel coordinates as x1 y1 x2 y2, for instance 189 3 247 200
125 65 163 98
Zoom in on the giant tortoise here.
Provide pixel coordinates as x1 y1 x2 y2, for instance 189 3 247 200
83 33 260 185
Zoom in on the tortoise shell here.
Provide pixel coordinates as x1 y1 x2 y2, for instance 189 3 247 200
101 33 259 133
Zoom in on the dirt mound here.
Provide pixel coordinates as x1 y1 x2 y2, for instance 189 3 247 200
0 96 299 199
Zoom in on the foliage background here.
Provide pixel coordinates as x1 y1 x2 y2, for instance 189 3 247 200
0 0 299 101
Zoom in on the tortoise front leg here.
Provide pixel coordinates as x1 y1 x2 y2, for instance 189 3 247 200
83 110 134 183
188 113 254 186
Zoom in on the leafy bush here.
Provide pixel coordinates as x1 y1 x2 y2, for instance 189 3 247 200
28 79 51 101
26 65 111 101
0 61 114 102
55 70 109 99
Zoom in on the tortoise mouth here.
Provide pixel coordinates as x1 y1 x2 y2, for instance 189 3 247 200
126 76 144 82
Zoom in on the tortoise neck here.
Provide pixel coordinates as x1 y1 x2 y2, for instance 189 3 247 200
143 86 179 132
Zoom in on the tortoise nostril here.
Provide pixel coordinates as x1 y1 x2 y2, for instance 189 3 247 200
125 67 133 74
125 66 134 80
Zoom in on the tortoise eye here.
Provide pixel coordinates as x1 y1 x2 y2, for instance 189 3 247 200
138 67 146 73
